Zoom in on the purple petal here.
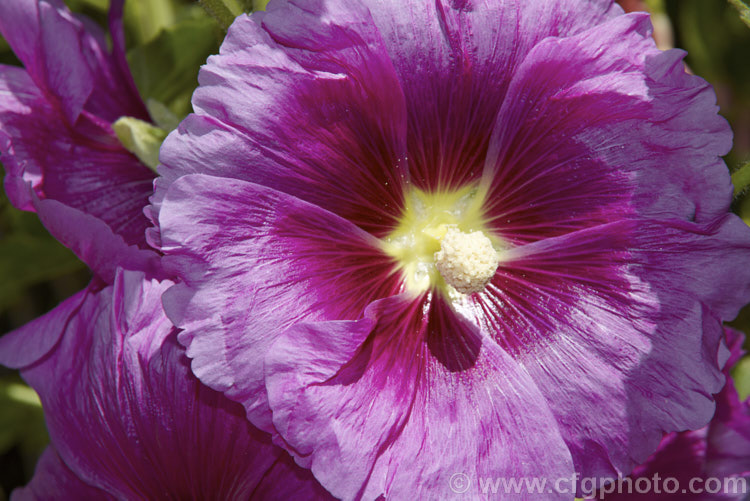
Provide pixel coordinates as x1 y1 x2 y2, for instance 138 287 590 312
152 0 624 237
11 447 113 501
598 329 750 500
633 217 750 321
361 0 621 191
18 269 332 499
106 0 150 121
465 215 750 485
266 294 574 500
0 0 147 123
251 458 336 500
707 331 750 481
601 427 747 500
0 0 93 122
707 380 750 482
598 429 711 501
33 198 164 283
0 1 154 256
0 66 46 213
482 14 732 245
159 174 400 430
0 65 155 250
154 5 409 237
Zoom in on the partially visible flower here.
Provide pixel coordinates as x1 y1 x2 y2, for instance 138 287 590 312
9 269 332 500
0 0 164 370
153 0 750 499
0 0 161 282
595 329 750 500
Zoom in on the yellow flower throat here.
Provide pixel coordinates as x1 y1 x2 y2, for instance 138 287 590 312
382 185 502 295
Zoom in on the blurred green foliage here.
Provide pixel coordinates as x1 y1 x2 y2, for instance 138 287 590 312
728 0 750 28
734 356 750 400
670 1 750 341
0 376 48 500
0 184 90 334
254 0 270 10
0 0 748 497
198 0 246 28
127 16 222 119
0 190 85 313
667 0 750 165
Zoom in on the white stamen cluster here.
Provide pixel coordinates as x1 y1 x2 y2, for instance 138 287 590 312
434 226 499 295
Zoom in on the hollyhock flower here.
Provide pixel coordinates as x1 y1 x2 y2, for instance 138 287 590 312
595 329 750 500
154 0 750 498
9 269 333 500
0 0 164 369
0 0 161 282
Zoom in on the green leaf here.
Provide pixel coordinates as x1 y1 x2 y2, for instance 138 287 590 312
198 0 244 29
669 0 750 108
145 98 181 132
729 0 750 28
0 378 48 469
731 160 750 197
0 34 20 67
0 183 86 312
0 234 85 312
733 356 750 401
63 0 108 11
127 17 221 120
124 0 179 45
644 0 666 14
252 0 270 11
738 189 750 228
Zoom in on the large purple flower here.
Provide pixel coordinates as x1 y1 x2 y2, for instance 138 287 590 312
10 269 333 500
154 0 750 498
0 0 160 281
597 329 750 500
